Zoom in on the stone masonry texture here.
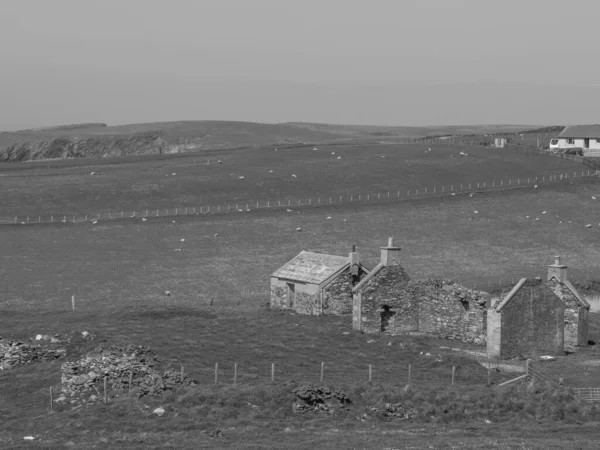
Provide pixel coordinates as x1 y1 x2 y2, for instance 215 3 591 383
546 278 589 350
495 279 564 359
355 265 489 343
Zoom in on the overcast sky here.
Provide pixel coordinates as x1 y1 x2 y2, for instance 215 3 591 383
1 0 599 129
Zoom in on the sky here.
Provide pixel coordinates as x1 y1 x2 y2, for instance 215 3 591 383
1 0 599 129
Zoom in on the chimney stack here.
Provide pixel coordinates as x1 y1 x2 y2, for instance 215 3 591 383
547 255 568 283
380 237 401 266
349 245 360 266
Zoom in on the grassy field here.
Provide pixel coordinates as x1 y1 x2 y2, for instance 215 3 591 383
2 137 600 447
0 142 586 217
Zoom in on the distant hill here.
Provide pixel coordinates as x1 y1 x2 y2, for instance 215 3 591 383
0 120 559 163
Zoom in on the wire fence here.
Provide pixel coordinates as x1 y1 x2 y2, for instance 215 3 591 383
2 167 597 226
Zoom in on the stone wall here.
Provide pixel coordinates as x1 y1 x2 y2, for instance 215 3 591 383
355 267 488 343
270 278 321 315
546 279 588 349
496 279 564 359
322 268 367 315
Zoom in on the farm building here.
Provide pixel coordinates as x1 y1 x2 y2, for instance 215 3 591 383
494 137 507 148
270 247 369 315
544 256 590 352
549 125 600 155
351 238 489 343
487 278 565 359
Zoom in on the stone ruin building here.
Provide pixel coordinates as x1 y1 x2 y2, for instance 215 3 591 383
486 256 590 359
544 256 590 351
487 278 565 359
351 237 489 343
271 239 590 356
270 247 369 315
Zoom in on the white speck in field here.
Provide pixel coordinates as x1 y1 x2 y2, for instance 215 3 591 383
218 160 222 164
593 196 597 200
172 173 176 176
269 170 273 173
180 238 185 242
141 218 147 222
381 155 386 158
286 209 293 212
451 193 456 196
474 210 479 214
569 221 572 223
239 176 245 180
559 221 563 224
90 172 95 175
296 227 302 232
165 291 171 296
326 216 332 219
238 209 244 212
274 148 278 151
586 224 592 228
535 218 540 221
337 156 341 159
525 216 529 219
291 174 297 178
313 147 318 151
331 152 335 155
214 233 219 237
367 340 375 344
542 211 547 214
343 219 347 222
91 220 98 224
172 221 176 223
534 185 538 189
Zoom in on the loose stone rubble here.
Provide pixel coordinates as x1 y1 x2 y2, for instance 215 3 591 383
292 384 351 414
58 344 197 408
0 337 66 370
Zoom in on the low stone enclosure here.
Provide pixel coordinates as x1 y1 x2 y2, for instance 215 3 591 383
272 238 590 357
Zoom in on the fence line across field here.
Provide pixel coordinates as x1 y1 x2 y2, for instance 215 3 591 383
3 168 598 226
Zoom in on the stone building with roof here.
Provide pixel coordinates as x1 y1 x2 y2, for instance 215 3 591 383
270 246 369 315
487 278 565 359
544 256 590 352
351 238 489 343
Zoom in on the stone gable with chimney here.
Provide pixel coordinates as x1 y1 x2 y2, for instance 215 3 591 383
487 278 565 359
544 256 590 351
352 238 489 343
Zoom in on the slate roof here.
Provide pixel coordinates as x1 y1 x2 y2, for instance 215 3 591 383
558 125 600 139
271 251 350 285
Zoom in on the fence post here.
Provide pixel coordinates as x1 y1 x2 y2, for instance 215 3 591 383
234 363 237 386
408 365 411 383
452 366 455 385
50 386 53 413
181 366 184 378
104 376 107 403
71 295 75 311
271 363 275 383
129 371 133 394
320 362 324 383
368 364 372 383
215 363 219 384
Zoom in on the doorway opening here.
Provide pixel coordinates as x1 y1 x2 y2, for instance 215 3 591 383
286 283 295 308
380 305 396 332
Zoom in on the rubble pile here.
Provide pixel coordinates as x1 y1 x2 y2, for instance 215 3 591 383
58 344 197 408
0 337 66 370
374 402 417 420
292 384 351 414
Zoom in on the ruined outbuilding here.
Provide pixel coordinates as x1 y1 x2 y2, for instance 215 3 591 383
270 247 369 315
487 278 565 359
544 256 590 351
351 238 489 343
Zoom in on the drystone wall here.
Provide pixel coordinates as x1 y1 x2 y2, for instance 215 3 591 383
357 270 489 343
546 279 588 349
322 269 366 315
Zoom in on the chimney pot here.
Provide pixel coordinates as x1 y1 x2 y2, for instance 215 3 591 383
555 256 561 265
352 244 356 252
388 237 394 247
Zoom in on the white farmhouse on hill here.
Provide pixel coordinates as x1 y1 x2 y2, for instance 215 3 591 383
549 125 600 155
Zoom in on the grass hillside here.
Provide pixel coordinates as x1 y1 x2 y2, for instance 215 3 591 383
0 142 586 217
0 120 562 163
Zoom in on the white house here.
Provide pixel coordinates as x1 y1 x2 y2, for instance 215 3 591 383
549 125 600 155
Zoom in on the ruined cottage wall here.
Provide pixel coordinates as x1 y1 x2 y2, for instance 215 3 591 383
486 309 502 358
579 307 589 345
415 280 489 344
270 278 320 315
358 267 413 334
293 283 321 316
322 268 365 315
270 278 288 310
546 279 588 349
499 282 564 359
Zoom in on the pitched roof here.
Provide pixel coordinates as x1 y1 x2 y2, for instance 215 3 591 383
352 263 384 292
558 125 600 139
271 251 350 284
